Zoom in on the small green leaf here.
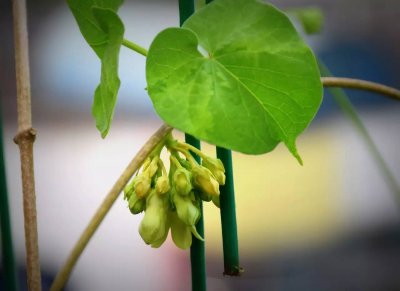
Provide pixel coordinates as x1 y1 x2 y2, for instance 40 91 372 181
67 0 123 58
146 0 322 162
288 7 324 34
67 0 124 137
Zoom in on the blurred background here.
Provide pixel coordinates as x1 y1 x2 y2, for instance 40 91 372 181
1 0 400 290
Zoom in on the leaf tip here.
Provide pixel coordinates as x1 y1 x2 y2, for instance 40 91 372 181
286 140 303 166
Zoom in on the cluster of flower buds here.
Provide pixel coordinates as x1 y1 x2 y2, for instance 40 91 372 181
124 135 226 249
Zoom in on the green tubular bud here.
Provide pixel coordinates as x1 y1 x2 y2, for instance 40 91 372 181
134 175 151 199
192 166 220 196
173 191 200 226
124 176 138 200
151 214 170 248
170 212 192 249
212 195 220 208
202 157 226 185
155 176 170 195
173 168 192 196
128 193 145 214
139 191 168 245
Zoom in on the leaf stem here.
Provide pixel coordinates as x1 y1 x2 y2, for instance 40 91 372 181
122 39 148 56
12 0 42 289
319 62 400 198
50 123 173 291
321 77 400 101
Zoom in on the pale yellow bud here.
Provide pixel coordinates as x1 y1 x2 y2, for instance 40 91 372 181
192 166 220 196
134 175 151 198
155 176 170 195
202 157 226 185
139 191 168 245
173 168 192 196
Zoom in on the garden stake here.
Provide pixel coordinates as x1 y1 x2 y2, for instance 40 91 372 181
216 147 241 275
179 1 207 290
205 0 242 276
0 106 18 291
12 0 42 289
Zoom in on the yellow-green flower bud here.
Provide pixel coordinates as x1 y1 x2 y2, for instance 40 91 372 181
134 175 151 199
155 176 170 195
150 216 170 248
128 193 145 214
202 157 226 185
139 191 168 245
192 166 220 196
173 168 192 196
124 176 138 200
173 191 200 226
170 211 192 249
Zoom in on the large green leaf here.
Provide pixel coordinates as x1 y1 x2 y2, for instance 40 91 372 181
67 0 124 137
146 0 322 162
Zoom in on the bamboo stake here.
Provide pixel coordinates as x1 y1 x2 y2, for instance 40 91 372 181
12 0 42 290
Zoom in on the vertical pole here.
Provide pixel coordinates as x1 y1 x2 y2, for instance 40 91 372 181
0 107 19 291
216 147 241 275
12 0 42 289
178 1 206 290
203 0 241 276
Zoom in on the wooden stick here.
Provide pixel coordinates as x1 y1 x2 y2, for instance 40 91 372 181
12 0 42 290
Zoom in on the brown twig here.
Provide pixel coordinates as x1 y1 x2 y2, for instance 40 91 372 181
12 0 42 290
50 123 173 291
321 77 400 101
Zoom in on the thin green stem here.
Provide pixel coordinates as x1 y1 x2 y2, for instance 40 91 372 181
177 142 207 160
50 124 173 291
319 61 400 199
122 39 148 56
170 155 183 169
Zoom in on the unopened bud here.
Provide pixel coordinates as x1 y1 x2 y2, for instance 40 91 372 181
124 176 138 200
139 191 168 245
156 176 170 195
170 211 192 249
202 157 225 185
192 166 220 196
174 168 192 196
128 193 145 214
173 191 200 226
134 175 151 198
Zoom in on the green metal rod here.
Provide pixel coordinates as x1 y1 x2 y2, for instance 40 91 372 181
204 0 241 276
0 107 19 291
216 147 241 275
179 1 206 291
185 134 206 291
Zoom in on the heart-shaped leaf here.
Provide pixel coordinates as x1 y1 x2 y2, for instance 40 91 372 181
146 0 322 162
67 0 124 137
